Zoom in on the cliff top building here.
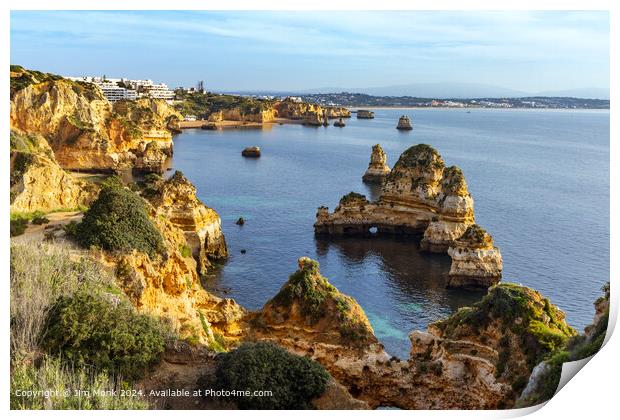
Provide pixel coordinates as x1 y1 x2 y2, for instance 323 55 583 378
66 76 175 102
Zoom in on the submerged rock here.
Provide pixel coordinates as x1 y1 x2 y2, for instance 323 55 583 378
334 118 346 127
235 217 245 225
315 144 501 288
241 146 261 157
396 115 413 130
362 144 391 183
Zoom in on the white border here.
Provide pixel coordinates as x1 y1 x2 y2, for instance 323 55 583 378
2 1 617 419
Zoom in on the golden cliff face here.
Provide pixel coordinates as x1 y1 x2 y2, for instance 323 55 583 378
101 201 243 348
10 69 181 174
315 144 501 288
10 130 98 213
143 171 228 276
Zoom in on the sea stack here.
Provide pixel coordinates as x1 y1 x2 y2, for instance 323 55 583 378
357 110 375 119
362 144 390 183
315 144 502 289
334 118 346 127
447 224 503 288
396 115 413 130
241 146 261 157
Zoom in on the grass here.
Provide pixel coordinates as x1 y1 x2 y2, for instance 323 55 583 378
11 357 149 409
10 242 164 409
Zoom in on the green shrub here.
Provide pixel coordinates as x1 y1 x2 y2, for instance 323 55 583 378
209 341 330 409
76 182 164 258
10 218 28 237
31 215 50 225
43 290 166 380
63 220 79 237
180 244 192 258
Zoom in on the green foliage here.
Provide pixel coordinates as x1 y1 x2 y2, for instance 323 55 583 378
10 66 63 96
339 191 368 206
11 356 148 409
393 144 444 170
10 218 28 237
442 165 467 194
31 215 50 225
210 341 330 409
458 224 492 245
173 90 274 119
180 244 192 258
63 220 79 237
271 259 335 322
76 182 164 258
43 290 166 380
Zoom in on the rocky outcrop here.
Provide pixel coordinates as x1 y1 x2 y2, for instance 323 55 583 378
356 110 375 119
396 115 413 130
10 130 98 213
362 144 390 183
143 171 228 276
315 144 499 288
208 108 276 123
273 99 350 124
10 67 181 174
249 257 378 349
241 146 261 157
97 195 242 348
334 118 346 127
447 225 503 288
246 260 574 409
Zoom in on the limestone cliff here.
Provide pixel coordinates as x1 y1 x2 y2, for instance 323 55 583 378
396 115 413 130
10 130 98 213
362 144 391 183
315 144 500 288
143 171 228 275
207 108 276 123
273 99 350 123
10 67 181 174
98 195 242 348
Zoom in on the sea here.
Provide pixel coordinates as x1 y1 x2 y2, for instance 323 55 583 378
169 108 609 358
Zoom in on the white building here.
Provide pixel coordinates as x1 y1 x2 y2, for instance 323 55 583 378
66 76 175 102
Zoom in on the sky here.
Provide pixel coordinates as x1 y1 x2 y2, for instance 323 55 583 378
10 11 610 95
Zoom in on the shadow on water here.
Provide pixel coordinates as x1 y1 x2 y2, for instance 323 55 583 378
315 236 485 356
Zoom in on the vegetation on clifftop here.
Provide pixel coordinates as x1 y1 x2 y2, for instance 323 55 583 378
75 178 164 258
269 258 374 345
393 144 445 171
174 90 274 119
206 341 330 409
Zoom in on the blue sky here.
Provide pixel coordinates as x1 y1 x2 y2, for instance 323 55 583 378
10 11 609 94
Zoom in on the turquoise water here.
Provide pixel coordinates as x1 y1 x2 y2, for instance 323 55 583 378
170 108 609 358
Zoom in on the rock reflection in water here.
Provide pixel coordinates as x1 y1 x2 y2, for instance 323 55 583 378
315 236 485 357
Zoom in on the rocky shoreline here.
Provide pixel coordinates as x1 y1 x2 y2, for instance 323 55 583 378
9 66 607 410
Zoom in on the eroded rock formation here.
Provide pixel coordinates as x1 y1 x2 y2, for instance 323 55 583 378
10 130 98 213
396 115 413 130
315 144 501 288
143 171 228 276
10 67 181 174
362 144 391 183
98 195 242 347
246 260 574 409
447 225 503 288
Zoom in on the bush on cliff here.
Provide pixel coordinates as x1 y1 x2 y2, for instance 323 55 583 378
43 290 166 380
208 341 330 409
10 243 152 408
76 180 164 258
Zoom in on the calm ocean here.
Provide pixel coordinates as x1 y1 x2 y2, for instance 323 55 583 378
170 108 609 358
